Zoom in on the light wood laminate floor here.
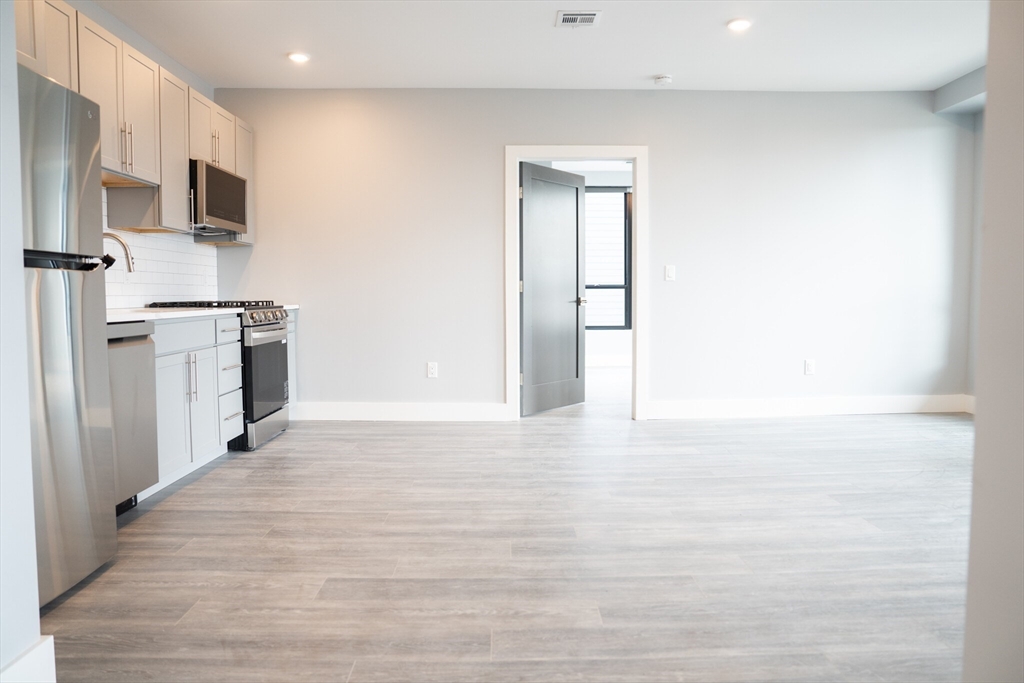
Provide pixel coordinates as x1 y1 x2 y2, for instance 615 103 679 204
41 389 974 682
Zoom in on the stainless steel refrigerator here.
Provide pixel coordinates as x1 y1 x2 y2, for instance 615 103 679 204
19 65 117 607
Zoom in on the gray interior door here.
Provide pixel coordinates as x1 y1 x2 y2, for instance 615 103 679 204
521 162 586 416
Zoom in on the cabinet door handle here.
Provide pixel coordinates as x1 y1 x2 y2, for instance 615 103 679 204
191 353 198 402
189 189 195 231
184 354 191 402
212 131 217 164
221 363 243 371
121 124 128 171
220 327 241 333
128 123 134 173
223 411 243 422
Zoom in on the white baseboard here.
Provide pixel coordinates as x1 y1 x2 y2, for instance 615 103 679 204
645 394 974 420
1 636 55 683
292 402 514 422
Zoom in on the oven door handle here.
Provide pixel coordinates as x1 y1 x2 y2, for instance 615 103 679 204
247 327 288 346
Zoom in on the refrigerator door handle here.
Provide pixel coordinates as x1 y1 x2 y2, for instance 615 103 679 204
24 251 105 271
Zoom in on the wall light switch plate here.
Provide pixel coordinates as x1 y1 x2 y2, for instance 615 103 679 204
427 362 438 378
665 265 676 281
804 359 816 376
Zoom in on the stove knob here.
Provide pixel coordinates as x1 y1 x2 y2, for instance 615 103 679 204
255 311 265 323
275 310 284 320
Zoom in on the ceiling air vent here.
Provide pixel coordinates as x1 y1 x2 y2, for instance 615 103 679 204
556 11 602 27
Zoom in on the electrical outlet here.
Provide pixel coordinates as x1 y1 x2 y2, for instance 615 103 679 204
804 359 816 376
665 265 676 281
427 362 438 378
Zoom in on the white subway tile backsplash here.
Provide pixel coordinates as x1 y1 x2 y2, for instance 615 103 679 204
102 189 218 309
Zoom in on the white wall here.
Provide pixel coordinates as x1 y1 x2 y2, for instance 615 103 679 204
962 1 1024 680
216 88 977 412
0 0 47 675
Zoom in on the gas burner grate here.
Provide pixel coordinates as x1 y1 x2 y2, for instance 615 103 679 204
148 300 275 309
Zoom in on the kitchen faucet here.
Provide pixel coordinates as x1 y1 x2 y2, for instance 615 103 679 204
102 232 135 272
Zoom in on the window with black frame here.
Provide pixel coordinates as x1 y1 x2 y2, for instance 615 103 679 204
585 187 632 330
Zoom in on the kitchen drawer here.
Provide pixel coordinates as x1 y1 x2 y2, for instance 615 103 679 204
217 342 242 395
219 388 244 443
216 316 242 344
154 318 215 356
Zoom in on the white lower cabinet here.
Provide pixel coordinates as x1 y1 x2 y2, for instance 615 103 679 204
154 346 221 479
155 352 191 479
217 340 244 448
189 346 221 461
153 316 241 483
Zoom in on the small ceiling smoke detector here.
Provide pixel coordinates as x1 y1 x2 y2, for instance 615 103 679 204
654 75 673 87
555 11 602 27
288 52 310 64
727 18 752 32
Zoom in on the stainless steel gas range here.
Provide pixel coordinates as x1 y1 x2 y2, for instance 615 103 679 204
148 300 289 449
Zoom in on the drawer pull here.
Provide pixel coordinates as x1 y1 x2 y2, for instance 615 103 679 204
223 411 244 422
220 327 241 333
221 363 243 371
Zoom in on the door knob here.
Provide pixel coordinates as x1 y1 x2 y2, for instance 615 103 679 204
577 297 587 306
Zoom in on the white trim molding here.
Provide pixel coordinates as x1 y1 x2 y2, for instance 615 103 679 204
0 636 55 683
293 402 512 422
965 394 976 415
646 394 976 420
505 145 650 421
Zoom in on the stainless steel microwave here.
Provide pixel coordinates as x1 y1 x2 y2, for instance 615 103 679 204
190 159 246 234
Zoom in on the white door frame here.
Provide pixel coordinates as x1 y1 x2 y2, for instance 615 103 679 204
504 145 649 420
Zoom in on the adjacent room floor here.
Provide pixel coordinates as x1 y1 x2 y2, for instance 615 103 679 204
41 401 974 682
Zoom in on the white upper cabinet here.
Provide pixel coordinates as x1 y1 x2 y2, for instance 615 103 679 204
16 0 79 89
159 68 191 232
78 14 160 184
42 0 78 90
189 89 236 172
234 117 255 245
188 88 214 164
212 106 235 173
77 15 123 175
120 44 160 184
14 0 46 74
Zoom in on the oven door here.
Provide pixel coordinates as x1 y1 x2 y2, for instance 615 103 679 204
243 324 288 422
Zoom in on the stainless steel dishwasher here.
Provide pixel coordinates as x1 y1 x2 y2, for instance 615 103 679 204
107 321 159 514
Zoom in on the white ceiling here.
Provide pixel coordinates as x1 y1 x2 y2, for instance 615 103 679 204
94 0 989 92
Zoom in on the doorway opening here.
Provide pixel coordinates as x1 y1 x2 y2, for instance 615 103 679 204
504 146 650 421
554 161 633 416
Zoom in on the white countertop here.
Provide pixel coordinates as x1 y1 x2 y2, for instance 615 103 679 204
106 307 244 323
107 305 299 324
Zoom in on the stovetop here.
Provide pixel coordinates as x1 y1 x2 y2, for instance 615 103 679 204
148 300 277 310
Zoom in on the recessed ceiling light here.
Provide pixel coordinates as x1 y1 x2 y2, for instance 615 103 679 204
654 75 673 87
727 18 752 32
288 52 310 64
